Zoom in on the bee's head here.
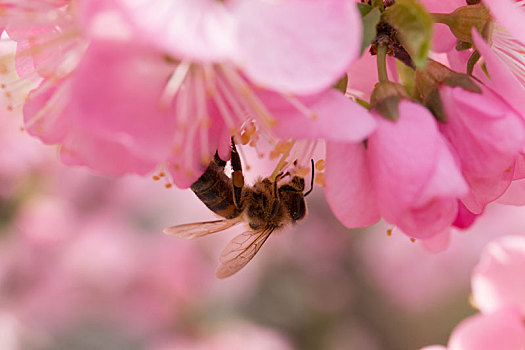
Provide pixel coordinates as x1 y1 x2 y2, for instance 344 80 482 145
278 176 306 222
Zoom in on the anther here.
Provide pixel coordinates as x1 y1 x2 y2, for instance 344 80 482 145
387 228 393 236
410 238 416 243
315 159 325 171
314 173 325 187
152 175 160 181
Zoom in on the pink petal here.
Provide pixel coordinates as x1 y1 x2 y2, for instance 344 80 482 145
498 179 525 205
23 78 72 144
452 201 479 229
234 0 362 94
461 171 514 214
472 30 525 117
60 130 157 176
421 0 463 52
115 0 235 62
68 40 177 163
346 51 378 100
267 89 376 142
422 229 451 253
325 142 380 227
168 103 228 189
472 236 525 315
483 0 525 45
448 308 525 350
368 101 467 237
440 86 525 178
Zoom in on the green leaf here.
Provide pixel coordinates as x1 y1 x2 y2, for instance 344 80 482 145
383 0 433 68
360 7 381 54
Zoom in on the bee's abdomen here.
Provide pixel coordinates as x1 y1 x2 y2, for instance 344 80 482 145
190 158 243 219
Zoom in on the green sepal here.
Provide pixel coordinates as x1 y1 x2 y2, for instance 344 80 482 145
374 96 402 121
361 7 381 54
424 88 446 123
371 81 410 121
456 40 473 51
333 73 348 94
396 60 416 96
466 50 481 76
357 3 373 17
383 0 433 68
443 74 482 93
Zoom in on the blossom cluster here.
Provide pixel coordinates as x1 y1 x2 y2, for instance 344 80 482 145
1 0 525 243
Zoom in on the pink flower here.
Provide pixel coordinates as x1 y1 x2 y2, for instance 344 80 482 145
325 101 468 239
483 0 525 46
10 0 366 186
471 235 525 315
438 84 525 213
422 235 525 350
438 308 525 350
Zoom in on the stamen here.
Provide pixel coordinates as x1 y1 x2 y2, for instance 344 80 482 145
219 64 277 128
315 159 325 171
284 94 318 120
314 172 325 187
215 72 251 127
24 81 68 130
269 139 296 181
159 60 190 108
193 67 211 165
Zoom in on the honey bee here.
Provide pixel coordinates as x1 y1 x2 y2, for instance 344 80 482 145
164 139 313 279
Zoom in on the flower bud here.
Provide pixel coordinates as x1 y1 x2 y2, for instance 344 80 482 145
415 61 481 122
370 81 410 121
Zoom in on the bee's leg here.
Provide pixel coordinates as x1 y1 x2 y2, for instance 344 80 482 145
230 137 244 209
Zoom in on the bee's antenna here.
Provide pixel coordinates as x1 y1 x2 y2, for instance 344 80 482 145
304 159 315 197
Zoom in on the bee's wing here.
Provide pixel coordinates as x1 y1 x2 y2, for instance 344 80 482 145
163 218 241 239
215 227 274 279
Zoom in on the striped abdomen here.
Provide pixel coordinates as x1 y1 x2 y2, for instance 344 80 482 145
190 156 244 219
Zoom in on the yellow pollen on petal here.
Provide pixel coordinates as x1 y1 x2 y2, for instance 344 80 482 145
200 117 211 129
240 132 251 145
173 164 180 170
269 150 280 160
314 173 325 187
315 159 325 171
275 140 293 154
295 167 310 177
185 169 194 178
201 155 211 165
172 144 182 155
